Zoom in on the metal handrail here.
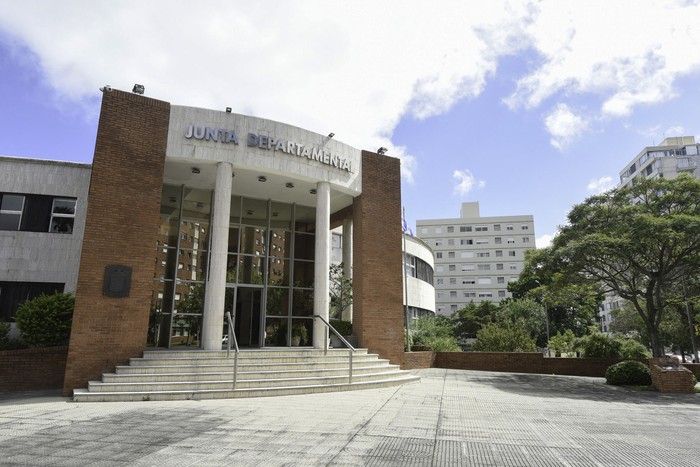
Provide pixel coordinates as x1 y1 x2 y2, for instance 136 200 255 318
313 314 355 383
225 311 240 390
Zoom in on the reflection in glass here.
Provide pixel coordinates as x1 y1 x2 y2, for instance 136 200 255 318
293 260 314 288
266 287 289 316
265 317 286 346
240 226 267 255
268 258 291 286
292 289 314 316
268 229 291 259
294 233 315 260
242 198 268 226
291 318 313 346
238 254 265 285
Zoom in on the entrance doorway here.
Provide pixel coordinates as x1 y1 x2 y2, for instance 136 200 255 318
225 287 262 347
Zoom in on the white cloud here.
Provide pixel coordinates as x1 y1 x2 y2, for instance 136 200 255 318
587 176 615 194
544 103 588 150
0 0 535 184
536 233 555 249
452 169 485 196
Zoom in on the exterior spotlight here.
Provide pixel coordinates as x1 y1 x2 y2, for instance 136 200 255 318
132 84 145 95
246 210 254 215
226 107 232 113
100 85 112 92
377 147 387 155
169 197 177 203
285 182 294 188
272 212 279 217
191 167 200 174
258 176 267 182
310 189 317 195
328 133 335 138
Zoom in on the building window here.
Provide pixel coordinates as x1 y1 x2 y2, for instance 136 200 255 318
421 227 429 234
498 290 506 298
477 252 490 257
522 237 529 243
507 238 515 244
460 251 474 258
0 194 24 231
462 264 475 271
450 304 458 311
448 265 456 271
435 227 442 234
436 252 443 259
448 251 455 258
497 277 505 284
460 239 473 245
521 225 529 230
450 291 457 298
437 292 444 299
506 224 514 231
462 279 475 285
436 278 444 285
495 250 503 257
475 226 488 232
494 224 501 231
460 226 472 232
509 263 517 270
475 238 488 244
478 292 493 298
496 263 504 270
477 264 490 271
509 251 516 257
447 226 454 233
478 277 491 285
464 292 476 298
495 237 502 244
436 266 444 272
435 239 443 246
447 239 455 246
449 277 457 285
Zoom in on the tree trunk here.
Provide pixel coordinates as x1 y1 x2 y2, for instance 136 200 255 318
647 325 664 357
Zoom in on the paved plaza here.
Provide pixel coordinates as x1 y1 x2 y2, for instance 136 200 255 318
1 368 699 466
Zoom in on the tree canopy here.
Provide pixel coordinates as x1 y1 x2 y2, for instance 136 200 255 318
546 175 700 356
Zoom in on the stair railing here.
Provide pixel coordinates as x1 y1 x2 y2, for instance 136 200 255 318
225 311 240 390
312 314 355 383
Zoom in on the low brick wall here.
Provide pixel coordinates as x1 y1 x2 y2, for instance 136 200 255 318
0 346 68 391
681 363 700 380
429 352 624 378
402 351 436 369
650 358 696 393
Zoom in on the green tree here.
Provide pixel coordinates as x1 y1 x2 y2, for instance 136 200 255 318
412 315 461 352
15 293 74 347
573 329 621 358
548 175 700 357
472 321 537 352
329 263 353 320
497 298 546 345
451 300 498 343
548 329 576 356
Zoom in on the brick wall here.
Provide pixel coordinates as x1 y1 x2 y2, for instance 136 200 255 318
402 351 436 369
432 352 625 377
353 151 404 365
649 358 696 393
0 346 68 391
62 90 170 395
681 363 700 380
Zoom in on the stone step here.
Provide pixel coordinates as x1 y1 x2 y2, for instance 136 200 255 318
115 359 391 374
142 348 368 358
88 370 406 392
129 353 381 366
73 375 420 402
103 364 399 383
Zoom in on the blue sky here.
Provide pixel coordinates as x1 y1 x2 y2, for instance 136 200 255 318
1 1 700 247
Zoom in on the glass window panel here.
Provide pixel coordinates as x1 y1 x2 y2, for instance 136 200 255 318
293 260 314 288
294 205 315 232
238 254 265 285
228 227 240 254
181 188 211 220
270 201 292 229
242 197 268 226
226 254 239 283
0 213 21 230
268 258 291 286
51 198 76 215
266 287 290 317
49 217 74 234
1 194 24 211
294 233 315 260
291 318 313 345
240 226 267 255
229 195 242 224
174 282 206 315
265 317 288 346
292 291 314 317
268 229 291 259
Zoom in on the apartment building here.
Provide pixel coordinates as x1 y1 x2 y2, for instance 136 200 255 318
619 136 700 188
417 202 535 316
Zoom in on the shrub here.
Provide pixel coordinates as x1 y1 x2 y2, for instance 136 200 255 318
412 316 461 352
605 360 651 386
14 293 74 347
329 319 352 336
472 321 537 352
574 331 621 357
618 339 650 360
548 330 576 356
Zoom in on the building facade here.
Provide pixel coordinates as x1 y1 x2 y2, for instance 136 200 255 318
402 233 437 327
0 88 408 394
417 202 535 315
619 136 700 188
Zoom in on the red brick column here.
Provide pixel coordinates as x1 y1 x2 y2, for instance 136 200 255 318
62 90 170 395
352 151 404 365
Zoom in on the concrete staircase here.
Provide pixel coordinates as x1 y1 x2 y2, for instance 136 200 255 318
72 348 419 402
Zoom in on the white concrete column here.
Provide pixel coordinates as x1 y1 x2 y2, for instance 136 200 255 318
201 162 232 350
313 181 331 348
341 218 353 322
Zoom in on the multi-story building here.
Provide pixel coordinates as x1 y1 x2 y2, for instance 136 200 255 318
417 202 535 316
619 136 700 188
